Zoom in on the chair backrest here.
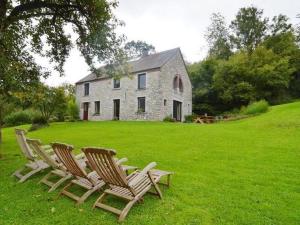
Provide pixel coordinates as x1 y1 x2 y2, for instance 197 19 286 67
51 143 87 178
83 148 128 187
26 138 61 170
15 129 35 161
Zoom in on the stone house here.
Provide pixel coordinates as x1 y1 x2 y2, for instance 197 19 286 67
75 48 192 121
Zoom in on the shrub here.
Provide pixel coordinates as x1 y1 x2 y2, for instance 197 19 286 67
184 114 197 123
163 115 175 122
241 100 269 115
3 110 34 127
28 114 49 132
67 100 79 120
32 114 48 125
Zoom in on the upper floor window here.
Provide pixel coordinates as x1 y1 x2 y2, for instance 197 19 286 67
94 101 100 115
173 75 183 92
138 73 146 89
113 78 120 89
137 97 146 113
84 83 90 96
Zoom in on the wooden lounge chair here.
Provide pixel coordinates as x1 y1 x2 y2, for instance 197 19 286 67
51 143 136 204
12 129 51 182
26 139 75 192
51 142 105 205
83 147 170 222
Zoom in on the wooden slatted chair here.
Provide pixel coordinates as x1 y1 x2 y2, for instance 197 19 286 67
51 142 105 205
26 139 74 192
12 129 50 182
82 147 164 222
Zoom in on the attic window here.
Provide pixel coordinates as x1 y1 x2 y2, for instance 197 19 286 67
84 83 90 96
173 75 183 92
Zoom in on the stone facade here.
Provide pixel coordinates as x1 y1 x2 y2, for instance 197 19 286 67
75 48 192 121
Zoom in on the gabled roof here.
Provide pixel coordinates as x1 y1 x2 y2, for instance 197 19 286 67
76 48 180 84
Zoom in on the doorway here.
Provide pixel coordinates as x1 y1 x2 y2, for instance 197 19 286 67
83 102 89 120
113 99 120 120
173 100 182 121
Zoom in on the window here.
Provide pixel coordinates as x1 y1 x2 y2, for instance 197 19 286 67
173 75 183 92
94 101 100 115
137 97 146 113
138 73 146 89
84 83 90 96
113 78 120 89
164 99 167 106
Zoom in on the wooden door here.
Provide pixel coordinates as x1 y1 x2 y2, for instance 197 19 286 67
173 100 182 121
113 99 120 120
83 102 89 120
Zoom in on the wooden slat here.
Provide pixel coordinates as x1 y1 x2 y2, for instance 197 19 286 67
95 202 122 215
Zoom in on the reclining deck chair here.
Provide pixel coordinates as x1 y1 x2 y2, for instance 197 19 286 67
83 147 170 222
51 143 136 204
12 129 51 182
51 143 105 205
26 139 74 192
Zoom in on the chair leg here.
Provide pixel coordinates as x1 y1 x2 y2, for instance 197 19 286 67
58 181 73 200
48 174 72 193
39 171 53 184
76 185 99 205
18 167 42 183
93 192 107 209
118 199 137 222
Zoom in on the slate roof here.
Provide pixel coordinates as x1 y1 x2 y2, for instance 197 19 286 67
76 48 180 84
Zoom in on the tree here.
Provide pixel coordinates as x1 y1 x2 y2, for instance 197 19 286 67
205 13 232 60
269 14 293 36
188 58 224 115
32 85 67 121
124 40 155 59
214 46 294 107
230 7 268 53
0 0 123 143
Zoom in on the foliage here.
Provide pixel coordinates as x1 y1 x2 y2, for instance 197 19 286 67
230 7 269 53
213 46 294 107
0 0 124 142
124 40 156 59
32 114 48 125
189 7 300 115
240 100 269 115
205 13 232 59
163 115 175 122
67 99 80 121
32 84 68 121
184 114 197 123
1 101 300 224
3 110 35 127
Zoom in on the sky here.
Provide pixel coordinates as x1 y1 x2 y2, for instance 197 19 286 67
43 0 300 86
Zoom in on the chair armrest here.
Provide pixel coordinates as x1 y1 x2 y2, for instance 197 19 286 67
116 157 128 165
140 162 157 175
128 162 157 187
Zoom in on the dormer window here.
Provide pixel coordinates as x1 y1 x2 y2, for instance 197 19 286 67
113 78 120 89
173 75 183 92
84 83 90 96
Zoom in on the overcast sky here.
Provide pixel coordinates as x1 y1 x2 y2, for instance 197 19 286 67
43 0 300 86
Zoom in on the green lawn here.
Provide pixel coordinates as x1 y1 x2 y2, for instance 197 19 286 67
0 102 300 225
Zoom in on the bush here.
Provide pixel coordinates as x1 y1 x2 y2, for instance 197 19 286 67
67 100 79 120
3 110 34 127
163 115 175 122
184 114 197 123
32 114 48 125
241 100 269 115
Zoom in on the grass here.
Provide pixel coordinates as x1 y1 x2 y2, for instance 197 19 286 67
0 101 300 225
